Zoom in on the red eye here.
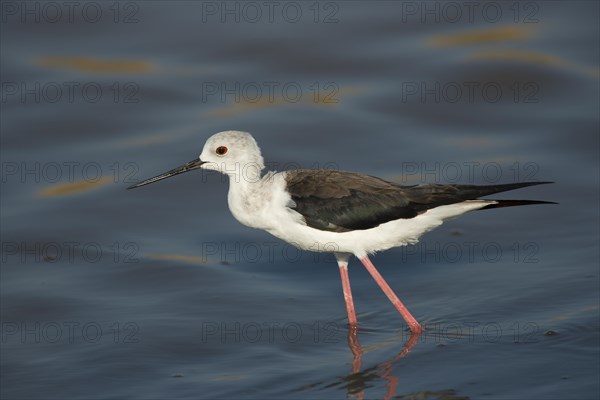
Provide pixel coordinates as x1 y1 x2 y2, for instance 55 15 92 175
216 146 228 156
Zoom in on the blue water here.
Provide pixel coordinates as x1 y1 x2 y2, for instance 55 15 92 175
1 1 598 399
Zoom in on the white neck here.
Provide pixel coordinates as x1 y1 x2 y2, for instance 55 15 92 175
225 161 272 229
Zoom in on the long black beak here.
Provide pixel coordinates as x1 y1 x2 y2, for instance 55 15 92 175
127 158 206 189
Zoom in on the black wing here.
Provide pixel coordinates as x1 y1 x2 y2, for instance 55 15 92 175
285 169 553 232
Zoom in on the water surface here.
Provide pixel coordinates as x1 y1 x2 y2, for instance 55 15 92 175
1 1 598 399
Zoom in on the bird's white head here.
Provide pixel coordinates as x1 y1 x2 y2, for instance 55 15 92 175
126 130 264 189
199 131 265 177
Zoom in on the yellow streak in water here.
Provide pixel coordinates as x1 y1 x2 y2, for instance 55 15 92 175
428 26 534 47
471 50 600 78
116 134 173 148
37 177 112 197
206 86 361 118
37 56 155 74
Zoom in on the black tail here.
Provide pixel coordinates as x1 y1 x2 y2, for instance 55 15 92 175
402 181 556 215
481 199 558 210
471 181 557 209
459 181 554 198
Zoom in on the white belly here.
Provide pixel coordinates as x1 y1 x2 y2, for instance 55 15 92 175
265 200 496 258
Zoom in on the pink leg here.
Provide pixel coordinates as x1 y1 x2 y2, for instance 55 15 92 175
337 257 358 327
359 256 423 334
347 326 363 373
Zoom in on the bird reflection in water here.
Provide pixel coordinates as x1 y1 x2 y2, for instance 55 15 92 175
343 327 422 400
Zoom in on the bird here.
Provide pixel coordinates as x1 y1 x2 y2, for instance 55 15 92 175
127 130 554 333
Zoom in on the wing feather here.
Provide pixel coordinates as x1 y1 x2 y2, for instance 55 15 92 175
285 169 551 232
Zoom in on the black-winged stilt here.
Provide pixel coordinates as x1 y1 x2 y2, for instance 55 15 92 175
128 130 554 334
